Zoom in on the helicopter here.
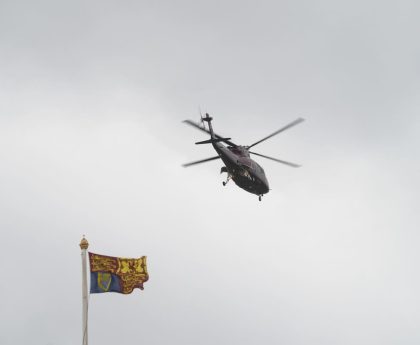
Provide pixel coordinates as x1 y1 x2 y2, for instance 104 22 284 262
183 113 304 201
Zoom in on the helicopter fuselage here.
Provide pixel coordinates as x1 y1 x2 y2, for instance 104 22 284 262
212 142 269 196
183 113 303 200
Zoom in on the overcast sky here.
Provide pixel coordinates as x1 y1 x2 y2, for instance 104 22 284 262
1 1 419 344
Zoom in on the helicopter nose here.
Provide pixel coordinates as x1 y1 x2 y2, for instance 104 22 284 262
263 178 270 193
263 183 269 194
259 179 269 194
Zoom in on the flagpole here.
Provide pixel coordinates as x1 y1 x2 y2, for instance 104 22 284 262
79 236 89 345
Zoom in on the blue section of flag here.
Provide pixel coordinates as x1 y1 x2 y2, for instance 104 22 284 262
90 272 122 294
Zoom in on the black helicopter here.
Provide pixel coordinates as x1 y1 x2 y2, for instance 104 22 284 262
183 113 304 201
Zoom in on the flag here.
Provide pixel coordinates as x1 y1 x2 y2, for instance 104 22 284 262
89 252 148 294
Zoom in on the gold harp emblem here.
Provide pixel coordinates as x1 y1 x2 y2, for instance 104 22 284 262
98 272 112 292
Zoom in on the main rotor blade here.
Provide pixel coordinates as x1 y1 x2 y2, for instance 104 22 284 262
247 117 305 149
183 120 238 147
182 155 221 167
250 151 301 168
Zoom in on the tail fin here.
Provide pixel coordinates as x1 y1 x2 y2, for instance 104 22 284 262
202 113 213 122
202 113 215 138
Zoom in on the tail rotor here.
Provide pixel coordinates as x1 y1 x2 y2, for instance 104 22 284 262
199 107 206 130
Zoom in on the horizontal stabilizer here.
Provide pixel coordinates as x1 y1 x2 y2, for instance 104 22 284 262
183 120 238 147
195 138 232 145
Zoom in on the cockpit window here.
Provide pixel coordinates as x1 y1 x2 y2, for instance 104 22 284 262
241 159 253 168
228 146 249 157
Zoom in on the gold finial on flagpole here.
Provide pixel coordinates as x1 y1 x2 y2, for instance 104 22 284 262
79 236 89 250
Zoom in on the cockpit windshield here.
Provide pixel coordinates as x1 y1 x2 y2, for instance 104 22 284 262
240 159 253 168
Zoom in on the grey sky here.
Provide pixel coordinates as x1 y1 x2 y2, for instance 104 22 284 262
1 1 419 344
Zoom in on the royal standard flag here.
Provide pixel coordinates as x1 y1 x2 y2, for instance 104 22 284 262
89 252 148 294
